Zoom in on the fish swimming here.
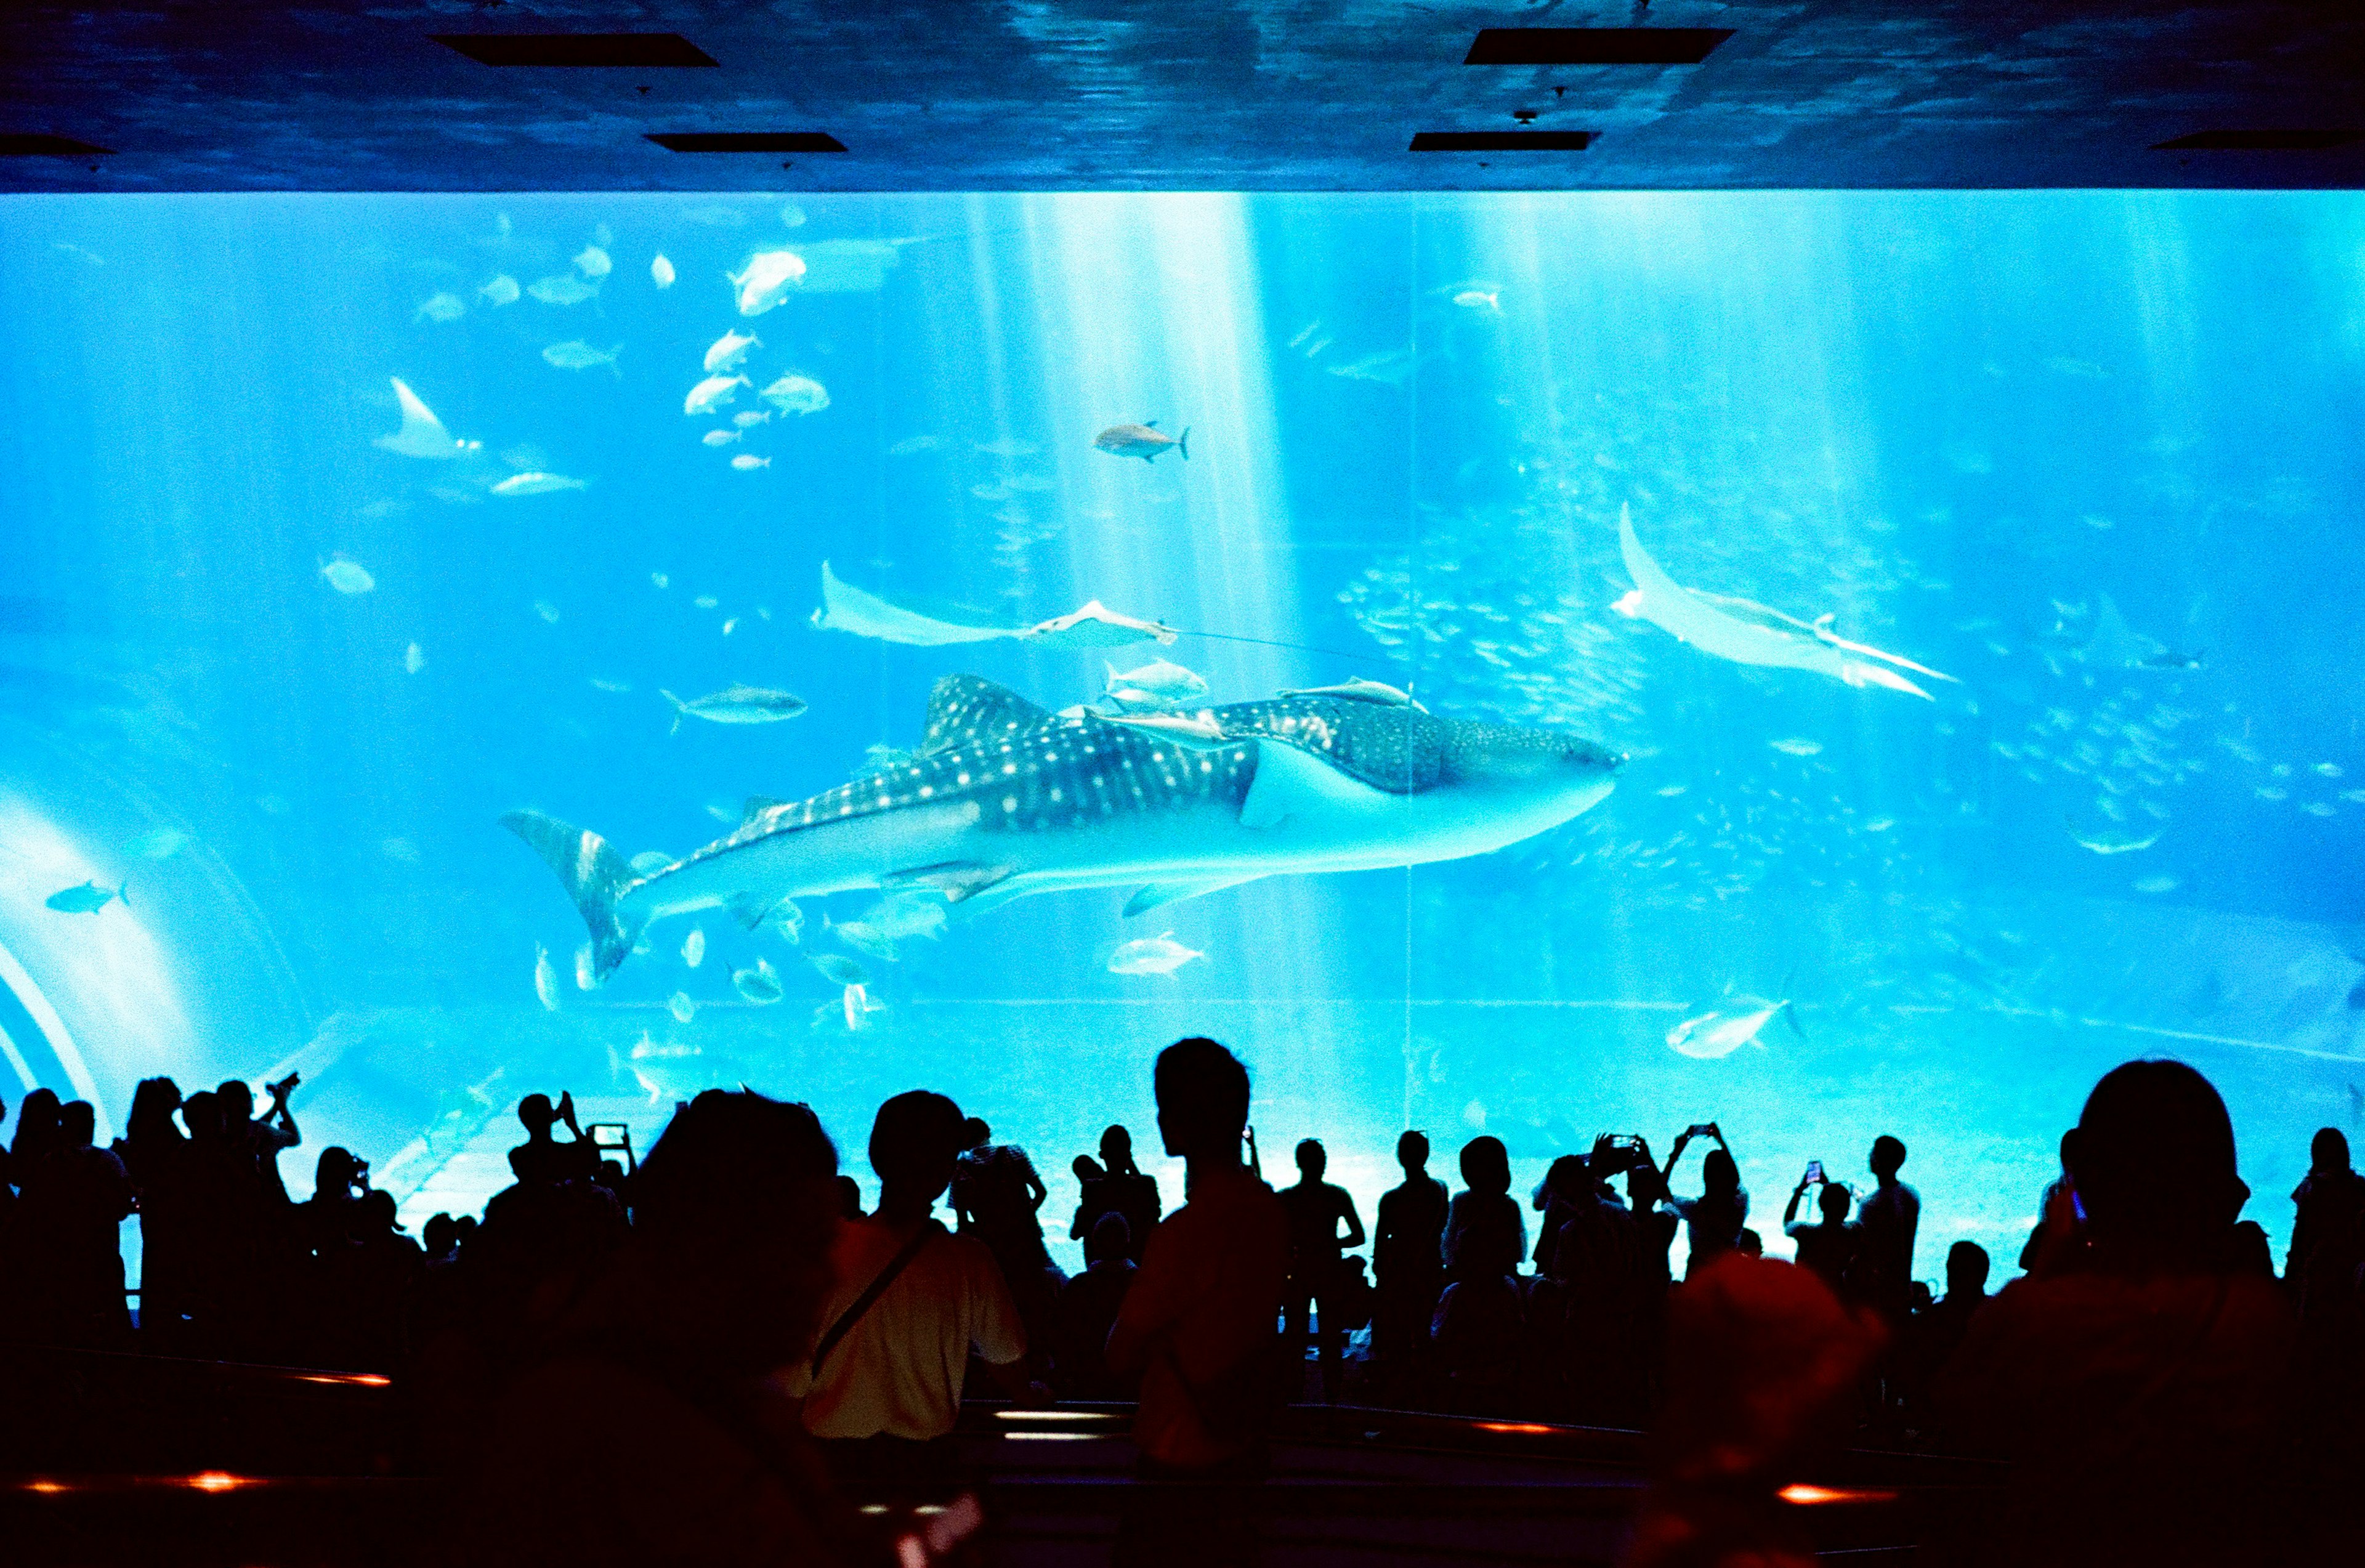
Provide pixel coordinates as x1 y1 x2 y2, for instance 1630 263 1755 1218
659 684 809 734
1452 289 1499 310
405 642 426 674
1612 506 1958 700
321 557 376 594
684 374 750 416
527 273 599 305
533 944 561 1011
1109 932 1204 977
731 249 806 315
1097 709 1230 751
760 374 829 414
827 915 899 962
504 674 1624 982
730 455 770 471
1667 996 1801 1059
704 330 761 373
732 957 783 1003
374 378 480 459
573 244 612 279
46 880 126 915
2066 818 2159 855
702 429 742 447
734 410 772 429
812 952 868 988
1329 349 1415 386
492 472 589 496
1104 658 1208 708
682 927 705 968
415 291 465 323
650 254 676 288
542 341 622 374
1094 422 1189 463
1278 678 1424 710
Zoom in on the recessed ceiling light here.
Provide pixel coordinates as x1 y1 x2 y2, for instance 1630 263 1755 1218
434 34 719 68
1410 131 1593 152
1465 29 1732 66
2151 129 2361 151
0 134 113 156
647 133 848 153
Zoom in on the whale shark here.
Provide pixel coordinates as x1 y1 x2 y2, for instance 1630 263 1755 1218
506 674 1623 982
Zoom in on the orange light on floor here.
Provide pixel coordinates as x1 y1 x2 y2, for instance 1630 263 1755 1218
1475 1421 1559 1436
185 1473 254 1493
1779 1484 1898 1506
25 1480 67 1494
294 1372 392 1387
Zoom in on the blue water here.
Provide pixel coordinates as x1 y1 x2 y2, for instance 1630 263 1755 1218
2 192 2361 1287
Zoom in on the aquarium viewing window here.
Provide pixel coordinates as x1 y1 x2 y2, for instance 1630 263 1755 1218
2 187 2361 1290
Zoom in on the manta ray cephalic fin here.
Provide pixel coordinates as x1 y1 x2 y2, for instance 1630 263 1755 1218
1239 739 1394 831
1123 875 1268 918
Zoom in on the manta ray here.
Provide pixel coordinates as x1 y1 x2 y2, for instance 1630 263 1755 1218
507 675 1623 982
1612 506 1957 699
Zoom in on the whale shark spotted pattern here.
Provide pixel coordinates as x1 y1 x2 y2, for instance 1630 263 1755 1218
505 675 1623 981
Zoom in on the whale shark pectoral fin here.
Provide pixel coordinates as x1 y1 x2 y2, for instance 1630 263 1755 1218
1241 740 1394 831
881 860 1018 902
1123 875 1267 918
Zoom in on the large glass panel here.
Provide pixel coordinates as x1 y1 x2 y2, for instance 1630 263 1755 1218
2 192 2357 1285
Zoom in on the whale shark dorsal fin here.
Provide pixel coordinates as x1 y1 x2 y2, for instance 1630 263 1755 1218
1123 874 1267 917
1240 738 1391 831
918 675 1054 754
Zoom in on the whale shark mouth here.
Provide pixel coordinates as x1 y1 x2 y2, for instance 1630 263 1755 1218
504 674 1621 982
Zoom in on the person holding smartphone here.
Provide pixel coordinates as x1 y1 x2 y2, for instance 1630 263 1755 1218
1662 1123 1748 1279
1782 1161 1860 1294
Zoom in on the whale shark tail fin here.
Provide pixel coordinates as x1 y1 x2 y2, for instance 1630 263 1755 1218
501 810 646 983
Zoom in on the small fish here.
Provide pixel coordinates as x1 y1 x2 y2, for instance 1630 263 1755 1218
1278 678 1423 709
1452 289 1499 310
721 618 740 635
2257 786 2289 802
694 596 720 610
1286 320 1320 348
730 249 807 315
730 454 771 471
1096 709 1228 750
2314 762 2343 778
841 984 876 1032
650 254 676 288
526 273 599 306
46 880 125 915
574 942 596 990
1104 658 1208 705
704 330 761 373
541 340 622 374
414 291 465 323
533 600 560 623
589 679 634 695
887 434 940 455
2068 820 2159 855
732 957 784 1004
733 410 772 429
404 641 426 674
1656 784 1688 798
702 428 742 447
812 952 868 987
659 683 808 733
381 836 420 863
651 572 670 589
668 991 697 1024
759 373 830 414
2132 875 2180 894
2340 790 2365 804
1328 349 1415 386
629 850 673 875
534 944 561 1011
479 274 520 305
864 893 946 943
492 472 589 496
1666 997 1798 1059
573 244 612 279
1769 738 1823 758
779 203 807 228
1108 932 1204 977
1093 422 1188 463
2303 801 2337 818
829 916 899 962
684 373 750 416
322 557 376 594
682 927 706 968
123 826 188 860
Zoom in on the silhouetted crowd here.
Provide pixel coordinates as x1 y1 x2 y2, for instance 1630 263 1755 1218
1 1045 2359 1565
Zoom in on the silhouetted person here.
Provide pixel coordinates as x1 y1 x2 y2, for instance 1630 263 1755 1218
2018 1129 2082 1275
12 1099 134 1348
1899 1240 1989 1432
0 1094 12 1220
421 1211 461 1264
12 1087 60 1168
1373 1131 1449 1371
1278 1138 1364 1402
299 1146 370 1256
950 1115 1059 1346
1782 1166 1861 1296
1663 1123 1747 1278
1855 1134 1919 1319
1530 1154 1590 1279
115 1077 188 1342
1054 1212 1138 1399
1109 1038 1289 1466
1442 1135 1524 1283
835 1174 865 1221
477 1090 918 1568
220 1073 302 1206
1072 1125 1161 1264
1941 1059 2297 1567
509 1091 598 1187
782 1091 1030 1490
2287 1128 2364 1312
1554 1140 1647 1420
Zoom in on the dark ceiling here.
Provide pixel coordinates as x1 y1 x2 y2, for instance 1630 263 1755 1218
4 1 2362 193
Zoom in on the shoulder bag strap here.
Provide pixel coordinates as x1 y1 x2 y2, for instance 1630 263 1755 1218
810 1219 942 1378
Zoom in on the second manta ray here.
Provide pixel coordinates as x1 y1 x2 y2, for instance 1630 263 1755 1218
508 674 1623 982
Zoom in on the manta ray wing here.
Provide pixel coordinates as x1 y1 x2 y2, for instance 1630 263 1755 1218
812 562 1020 647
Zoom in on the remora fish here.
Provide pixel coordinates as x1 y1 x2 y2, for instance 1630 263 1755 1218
46 879 126 914
1094 422 1189 463
505 674 1624 982
1611 506 1957 699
